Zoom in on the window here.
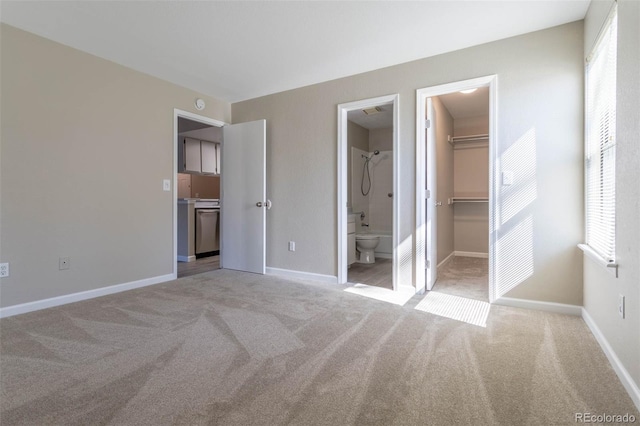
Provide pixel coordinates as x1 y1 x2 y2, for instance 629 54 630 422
585 6 617 263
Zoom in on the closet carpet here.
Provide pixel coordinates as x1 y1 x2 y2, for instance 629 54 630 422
1 269 637 425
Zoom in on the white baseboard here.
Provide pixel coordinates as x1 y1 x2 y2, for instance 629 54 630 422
493 297 582 316
0 273 176 319
266 267 338 284
582 308 640 411
177 255 196 262
437 251 455 269
454 251 489 258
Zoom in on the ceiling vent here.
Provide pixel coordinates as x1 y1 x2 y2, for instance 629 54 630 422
362 106 383 115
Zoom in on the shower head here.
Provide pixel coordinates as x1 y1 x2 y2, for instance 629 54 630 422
362 150 381 160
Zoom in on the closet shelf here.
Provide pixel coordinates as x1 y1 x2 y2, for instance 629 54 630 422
448 134 489 147
452 192 489 203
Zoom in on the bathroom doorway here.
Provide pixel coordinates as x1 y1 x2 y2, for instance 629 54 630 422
415 76 497 301
337 94 399 290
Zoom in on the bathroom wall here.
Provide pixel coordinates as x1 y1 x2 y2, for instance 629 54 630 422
453 115 489 255
347 120 369 210
369 127 393 152
368 127 393 233
351 147 371 226
368 150 393 233
351 147 393 234
432 97 455 265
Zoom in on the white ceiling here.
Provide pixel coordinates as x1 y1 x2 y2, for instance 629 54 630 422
439 87 490 119
348 103 394 130
0 1 590 103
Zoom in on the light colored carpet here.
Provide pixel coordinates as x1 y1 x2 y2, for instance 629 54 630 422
1 269 637 425
434 256 489 301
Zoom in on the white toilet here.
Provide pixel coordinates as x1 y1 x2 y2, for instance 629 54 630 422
356 234 380 264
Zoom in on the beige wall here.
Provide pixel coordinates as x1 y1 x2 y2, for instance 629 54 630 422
583 0 640 399
0 24 231 307
233 21 584 300
347 121 369 210
453 115 489 254
369 127 393 152
432 97 454 264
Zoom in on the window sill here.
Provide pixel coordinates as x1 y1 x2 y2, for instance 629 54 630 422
578 244 618 278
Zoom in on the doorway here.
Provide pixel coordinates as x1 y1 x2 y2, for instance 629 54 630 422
174 110 226 278
173 110 268 279
337 94 399 290
415 76 497 301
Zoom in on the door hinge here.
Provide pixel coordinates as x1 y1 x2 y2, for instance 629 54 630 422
426 190 431 199
426 259 430 269
425 119 431 129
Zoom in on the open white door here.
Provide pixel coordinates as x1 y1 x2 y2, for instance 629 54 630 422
221 120 267 274
426 99 437 290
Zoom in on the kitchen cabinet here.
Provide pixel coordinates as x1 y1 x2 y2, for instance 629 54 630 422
177 173 192 198
179 137 221 175
201 141 219 174
184 138 202 173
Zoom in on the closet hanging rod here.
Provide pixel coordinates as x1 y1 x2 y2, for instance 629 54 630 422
448 134 489 145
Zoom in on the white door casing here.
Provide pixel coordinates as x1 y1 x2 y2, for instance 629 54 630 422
425 98 437 290
221 120 267 274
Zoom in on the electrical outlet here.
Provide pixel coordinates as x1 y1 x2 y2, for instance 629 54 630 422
618 294 625 319
0 263 9 278
288 241 296 252
59 257 70 270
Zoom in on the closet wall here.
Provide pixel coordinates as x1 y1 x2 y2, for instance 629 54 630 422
453 115 489 255
433 97 455 264
433 93 489 268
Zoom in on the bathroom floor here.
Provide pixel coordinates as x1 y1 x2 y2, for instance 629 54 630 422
348 258 393 290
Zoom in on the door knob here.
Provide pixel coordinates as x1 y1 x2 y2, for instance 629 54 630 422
265 199 272 210
256 202 263 207
435 201 442 207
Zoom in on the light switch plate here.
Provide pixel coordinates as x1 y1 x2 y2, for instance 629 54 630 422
618 294 625 318
163 179 171 191
502 171 514 186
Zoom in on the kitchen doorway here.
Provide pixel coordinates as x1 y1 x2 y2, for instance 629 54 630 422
173 110 225 278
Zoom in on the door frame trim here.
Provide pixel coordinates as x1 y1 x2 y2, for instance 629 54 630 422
337 94 400 290
173 109 226 277
415 75 497 299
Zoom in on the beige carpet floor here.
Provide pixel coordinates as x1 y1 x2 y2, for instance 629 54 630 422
1 269 637 425
434 256 489 301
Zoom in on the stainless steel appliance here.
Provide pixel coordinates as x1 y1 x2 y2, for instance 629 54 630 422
195 200 220 256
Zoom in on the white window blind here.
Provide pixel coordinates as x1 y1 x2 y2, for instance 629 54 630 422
585 7 617 262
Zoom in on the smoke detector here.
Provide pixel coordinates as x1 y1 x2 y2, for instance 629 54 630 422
362 106 383 115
